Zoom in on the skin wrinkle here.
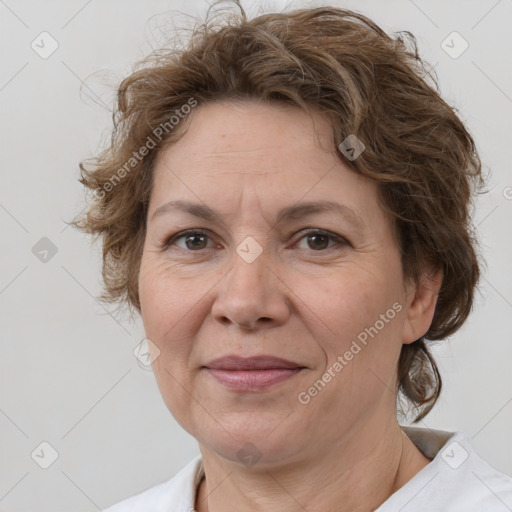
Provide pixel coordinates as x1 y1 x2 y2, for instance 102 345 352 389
138 101 440 512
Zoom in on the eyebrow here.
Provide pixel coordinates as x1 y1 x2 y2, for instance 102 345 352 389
150 199 363 229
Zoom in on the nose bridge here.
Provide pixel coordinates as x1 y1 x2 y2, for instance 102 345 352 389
211 237 289 328
229 236 269 293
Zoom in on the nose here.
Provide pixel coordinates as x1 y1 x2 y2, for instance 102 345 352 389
211 247 290 331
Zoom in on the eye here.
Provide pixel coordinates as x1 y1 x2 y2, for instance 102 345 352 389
162 228 349 253
293 229 348 251
163 230 215 251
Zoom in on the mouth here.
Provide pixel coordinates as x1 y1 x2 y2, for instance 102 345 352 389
203 355 307 391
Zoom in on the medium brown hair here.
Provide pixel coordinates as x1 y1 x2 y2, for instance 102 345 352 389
71 2 484 422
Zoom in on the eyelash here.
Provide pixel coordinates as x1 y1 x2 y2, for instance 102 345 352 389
161 229 350 253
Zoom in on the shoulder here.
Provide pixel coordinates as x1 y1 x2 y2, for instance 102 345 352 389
378 427 512 511
436 430 512 509
103 455 203 512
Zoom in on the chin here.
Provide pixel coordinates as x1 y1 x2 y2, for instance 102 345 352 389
192 410 306 470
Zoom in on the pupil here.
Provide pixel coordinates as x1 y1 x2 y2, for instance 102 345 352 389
187 234 206 250
309 234 328 250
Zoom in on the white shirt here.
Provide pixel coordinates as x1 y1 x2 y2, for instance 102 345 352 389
103 427 512 511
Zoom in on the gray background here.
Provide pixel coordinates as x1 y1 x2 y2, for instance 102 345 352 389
0 0 511 510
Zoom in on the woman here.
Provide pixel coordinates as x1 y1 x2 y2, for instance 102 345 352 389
72 3 512 511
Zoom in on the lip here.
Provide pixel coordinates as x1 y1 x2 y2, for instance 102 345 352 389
203 356 306 391
205 355 303 370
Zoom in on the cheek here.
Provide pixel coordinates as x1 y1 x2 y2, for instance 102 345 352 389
295 276 404 416
305 273 398 338
139 256 200 333
138 259 200 428
295 263 405 390
138 255 218 388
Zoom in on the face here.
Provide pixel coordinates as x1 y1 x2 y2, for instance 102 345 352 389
138 100 428 468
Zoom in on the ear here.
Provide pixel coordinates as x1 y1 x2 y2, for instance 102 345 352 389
401 267 443 345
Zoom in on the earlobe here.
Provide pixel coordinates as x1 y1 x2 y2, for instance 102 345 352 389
401 268 443 345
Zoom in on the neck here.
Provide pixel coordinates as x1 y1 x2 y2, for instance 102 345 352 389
195 418 431 512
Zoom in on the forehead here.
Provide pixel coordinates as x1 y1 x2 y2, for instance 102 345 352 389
149 100 381 227
157 100 335 172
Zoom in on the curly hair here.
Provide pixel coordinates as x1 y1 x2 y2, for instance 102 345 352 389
70 2 484 423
